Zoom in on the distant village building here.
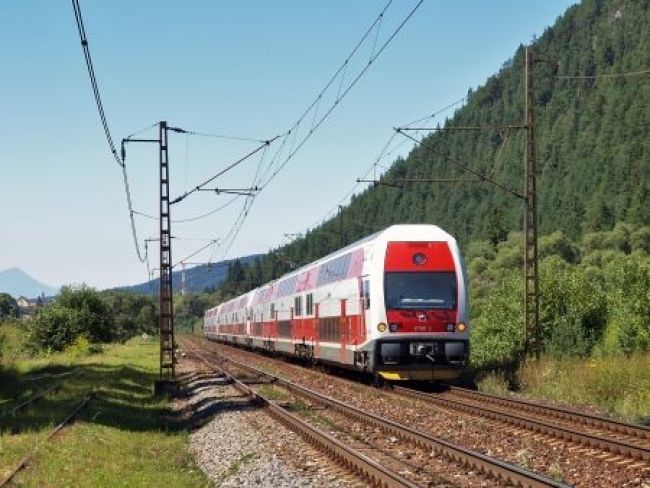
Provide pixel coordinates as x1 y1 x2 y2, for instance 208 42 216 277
16 293 53 318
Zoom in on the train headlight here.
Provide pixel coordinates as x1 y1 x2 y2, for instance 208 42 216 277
389 323 399 332
377 322 387 333
457 322 467 332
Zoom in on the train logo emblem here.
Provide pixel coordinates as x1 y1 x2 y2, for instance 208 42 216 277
418 313 427 322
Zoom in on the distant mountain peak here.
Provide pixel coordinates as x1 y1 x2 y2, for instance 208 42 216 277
0 268 58 298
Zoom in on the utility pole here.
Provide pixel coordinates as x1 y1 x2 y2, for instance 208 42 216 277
374 44 542 359
524 47 540 357
122 121 176 386
338 205 345 247
158 121 175 379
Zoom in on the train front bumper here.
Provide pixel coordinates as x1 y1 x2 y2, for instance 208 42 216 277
374 336 468 381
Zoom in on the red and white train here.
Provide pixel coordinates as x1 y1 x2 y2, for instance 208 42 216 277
204 224 469 381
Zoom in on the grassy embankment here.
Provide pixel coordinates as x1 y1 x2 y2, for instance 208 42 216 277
0 323 209 487
477 353 650 424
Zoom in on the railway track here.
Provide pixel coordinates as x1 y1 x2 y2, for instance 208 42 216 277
393 386 650 463
446 386 650 442
192 338 650 485
181 337 567 488
0 392 94 487
3 370 83 419
182 342 419 488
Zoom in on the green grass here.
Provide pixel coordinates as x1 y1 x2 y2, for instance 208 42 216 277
290 400 338 430
478 353 650 424
0 321 29 363
0 338 210 487
257 385 289 401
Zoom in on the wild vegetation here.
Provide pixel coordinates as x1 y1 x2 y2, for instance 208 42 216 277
0 337 208 487
0 293 19 318
4 286 157 355
470 223 650 367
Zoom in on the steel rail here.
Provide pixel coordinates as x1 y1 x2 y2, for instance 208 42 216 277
188 340 567 488
448 386 650 441
4 370 84 418
394 386 650 462
184 343 417 488
0 393 94 487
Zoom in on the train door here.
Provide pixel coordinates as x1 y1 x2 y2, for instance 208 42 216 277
339 299 347 362
360 276 370 343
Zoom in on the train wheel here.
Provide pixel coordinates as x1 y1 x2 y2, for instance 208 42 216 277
372 373 385 388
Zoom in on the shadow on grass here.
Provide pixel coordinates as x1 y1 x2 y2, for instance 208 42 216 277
0 358 265 437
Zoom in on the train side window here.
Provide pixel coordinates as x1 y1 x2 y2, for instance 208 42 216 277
306 293 313 315
363 280 370 309
270 303 275 318
294 296 302 316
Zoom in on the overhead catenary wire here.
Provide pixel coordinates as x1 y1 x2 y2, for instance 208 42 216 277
132 194 242 224
170 134 282 205
173 240 220 269
173 128 269 143
555 68 650 80
308 96 467 232
269 97 469 263
396 129 524 199
173 1 424 267
258 0 425 193
71 0 146 263
202 1 425 263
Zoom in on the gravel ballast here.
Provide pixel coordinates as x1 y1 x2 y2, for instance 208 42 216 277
176 358 357 487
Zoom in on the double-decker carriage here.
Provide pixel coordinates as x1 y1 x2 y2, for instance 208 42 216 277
204 224 469 381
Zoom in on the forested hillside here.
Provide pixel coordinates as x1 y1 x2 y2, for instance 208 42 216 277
219 0 649 293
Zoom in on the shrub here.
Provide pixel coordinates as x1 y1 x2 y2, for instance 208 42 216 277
27 306 82 352
466 240 496 261
26 286 158 353
470 270 524 368
539 231 580 263
630 226 650 254
65 334 96 358
596 254 650 355
539 256 607 357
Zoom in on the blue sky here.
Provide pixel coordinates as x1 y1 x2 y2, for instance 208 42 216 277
0 0 576 289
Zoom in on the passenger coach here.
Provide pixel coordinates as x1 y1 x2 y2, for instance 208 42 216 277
204 224 469 381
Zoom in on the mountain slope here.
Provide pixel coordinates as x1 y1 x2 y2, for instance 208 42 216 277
348 0 649 245
0 268 58 298
217 0 650 291
122 255 262 294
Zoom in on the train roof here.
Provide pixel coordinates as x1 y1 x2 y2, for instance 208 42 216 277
206 224 454 314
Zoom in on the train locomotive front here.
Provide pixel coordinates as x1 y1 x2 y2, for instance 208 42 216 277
204 224 469 382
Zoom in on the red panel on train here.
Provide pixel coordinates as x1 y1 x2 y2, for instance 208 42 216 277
384 241 455 272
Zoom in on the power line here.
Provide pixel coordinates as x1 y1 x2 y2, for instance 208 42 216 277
170 135 281 205
258 0 425 193
173 128 269 143
209 0 424 260
555 68 650 80
172 1 423 267
173 195 242 223
71 0 146 263
132 194 242 224
396 129 524 199
173 240 220 269
72 0 120 167
308 97 467 232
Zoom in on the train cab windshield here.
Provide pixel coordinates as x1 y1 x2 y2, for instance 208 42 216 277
384 271 456 310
